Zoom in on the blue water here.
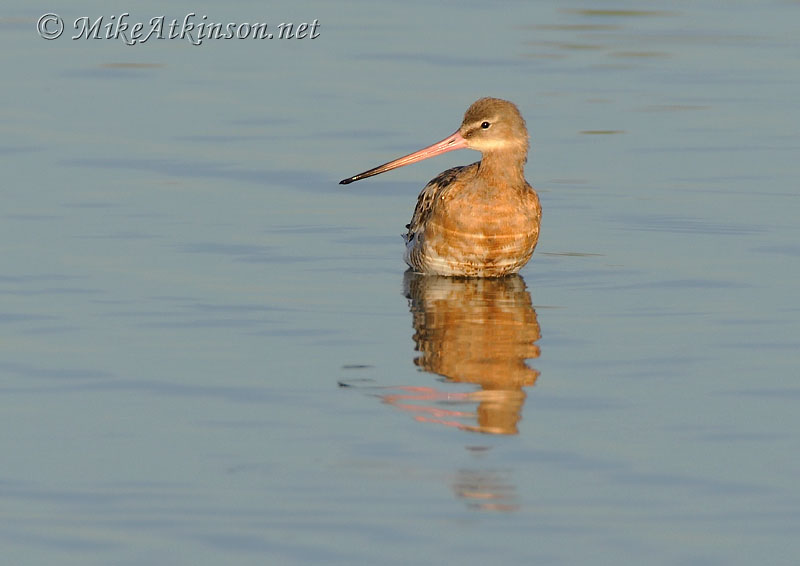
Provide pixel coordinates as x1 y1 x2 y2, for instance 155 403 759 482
1 1 799 564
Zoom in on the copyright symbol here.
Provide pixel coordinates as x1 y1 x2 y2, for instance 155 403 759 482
37 13 64 40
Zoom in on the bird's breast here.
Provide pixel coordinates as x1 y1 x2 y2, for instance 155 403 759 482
409 181 541 276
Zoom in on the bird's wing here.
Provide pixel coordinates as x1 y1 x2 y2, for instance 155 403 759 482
404 164 477 242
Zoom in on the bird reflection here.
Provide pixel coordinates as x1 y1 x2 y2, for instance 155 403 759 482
378 271 541 435
452 468 519 512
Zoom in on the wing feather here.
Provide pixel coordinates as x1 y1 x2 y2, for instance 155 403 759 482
404 164 478 243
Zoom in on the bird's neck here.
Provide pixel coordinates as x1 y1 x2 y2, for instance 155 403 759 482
477 150 527 185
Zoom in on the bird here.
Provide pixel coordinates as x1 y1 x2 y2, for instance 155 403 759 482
340 97 541 277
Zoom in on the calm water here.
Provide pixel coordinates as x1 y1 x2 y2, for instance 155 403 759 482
2 1 799 564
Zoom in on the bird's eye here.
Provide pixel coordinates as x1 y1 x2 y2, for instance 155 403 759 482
481 121 491 129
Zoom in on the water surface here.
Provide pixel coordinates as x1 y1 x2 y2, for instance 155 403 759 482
1 1 799 565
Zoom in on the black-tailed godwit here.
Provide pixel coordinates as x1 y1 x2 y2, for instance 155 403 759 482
341 98 540 277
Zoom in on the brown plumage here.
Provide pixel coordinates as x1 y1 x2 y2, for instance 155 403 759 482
341 98 541 277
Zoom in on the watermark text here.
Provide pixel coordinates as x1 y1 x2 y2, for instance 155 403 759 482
37 13 321 45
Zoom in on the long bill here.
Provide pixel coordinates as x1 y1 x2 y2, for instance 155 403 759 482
340 131 467 185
